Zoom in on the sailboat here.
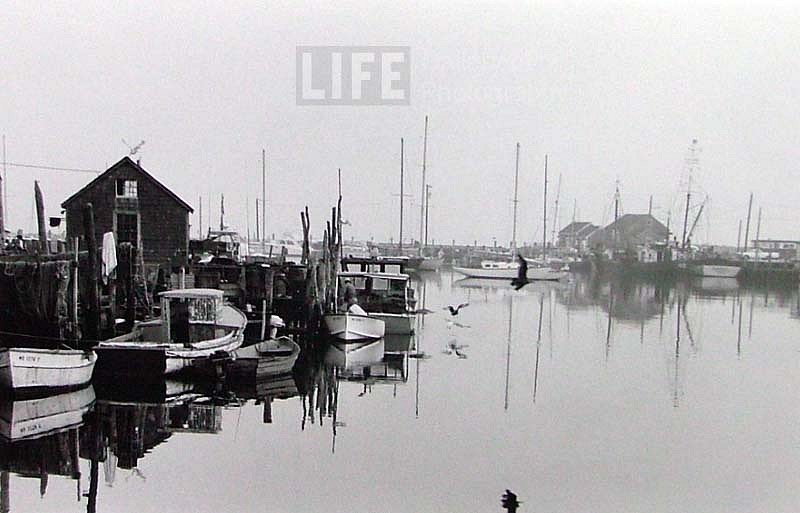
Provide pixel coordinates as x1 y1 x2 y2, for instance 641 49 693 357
406 116 443 272
453 145 567 281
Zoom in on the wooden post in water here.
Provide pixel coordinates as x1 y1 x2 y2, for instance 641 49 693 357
34 181 49 254
82 203 101 343
125 245 136 331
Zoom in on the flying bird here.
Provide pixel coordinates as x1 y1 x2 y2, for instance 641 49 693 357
446 319 471 329
510 254 529 290
122 139 146 156
444 302 469 316
443 341 469 358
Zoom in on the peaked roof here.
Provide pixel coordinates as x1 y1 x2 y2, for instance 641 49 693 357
588 213 668 246
61 156 193 212
558 221 598 237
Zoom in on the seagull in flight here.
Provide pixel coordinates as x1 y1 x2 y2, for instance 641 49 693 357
510 254 529 290
444 302 469 316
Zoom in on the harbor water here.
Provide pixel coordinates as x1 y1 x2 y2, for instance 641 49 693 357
2 271 799 513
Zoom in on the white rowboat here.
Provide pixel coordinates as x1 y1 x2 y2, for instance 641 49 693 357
0 347 96 392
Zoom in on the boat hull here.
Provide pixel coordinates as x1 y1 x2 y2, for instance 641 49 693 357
693 265 741 278
368 313 414 335
324 313 385 341
0 348 96 392
452 266 567 281
229 338 301 379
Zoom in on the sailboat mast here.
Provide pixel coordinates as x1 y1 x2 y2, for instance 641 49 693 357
511 143 520 256
261 149 266 242
542 154 548 260
399 138 404 252
419 116 428 253
551 173 561 246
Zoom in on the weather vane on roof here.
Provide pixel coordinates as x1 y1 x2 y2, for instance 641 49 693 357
122 139 146 156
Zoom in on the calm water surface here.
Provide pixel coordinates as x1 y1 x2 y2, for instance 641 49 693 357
2 272 799 512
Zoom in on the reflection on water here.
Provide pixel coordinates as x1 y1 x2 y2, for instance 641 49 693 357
0 271 798 512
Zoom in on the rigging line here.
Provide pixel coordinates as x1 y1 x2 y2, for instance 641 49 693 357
4 162 101 174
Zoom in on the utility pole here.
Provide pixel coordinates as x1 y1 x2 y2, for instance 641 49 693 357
743 192 753 252
511 143 520 255
418 116 428 253
220 194 224 231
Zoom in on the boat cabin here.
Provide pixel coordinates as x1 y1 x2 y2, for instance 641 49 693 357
341 256 410 275
159 289 227 345
338 272 411 314
481 260 518 270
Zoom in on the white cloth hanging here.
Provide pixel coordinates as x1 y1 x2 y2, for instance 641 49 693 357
102 231 118 284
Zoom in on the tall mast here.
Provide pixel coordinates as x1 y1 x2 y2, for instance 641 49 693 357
681 139 699 249
261 149 266 241
424 184 431 247
399 138 404 252
199 196 203 238
255 199 259 240
542 154 548 260
550 173 562 246
743 192 753 252
418 116 429 253
511 143 520 256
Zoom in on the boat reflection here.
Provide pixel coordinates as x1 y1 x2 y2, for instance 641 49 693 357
0 386 95 510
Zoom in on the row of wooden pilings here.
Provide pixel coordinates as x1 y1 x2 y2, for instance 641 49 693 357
300 199 343 335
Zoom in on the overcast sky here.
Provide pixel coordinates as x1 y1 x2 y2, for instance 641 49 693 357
1 1 798 246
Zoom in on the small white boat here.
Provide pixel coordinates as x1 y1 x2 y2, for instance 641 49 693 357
97 288 247 375
692 264 741 278
230 337 300 379
324 304 386 341
0 347 96 392
0 385 96 441
453 260 567 281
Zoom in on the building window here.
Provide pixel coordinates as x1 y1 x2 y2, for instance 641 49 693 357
116 213 138 245
116 179 138 198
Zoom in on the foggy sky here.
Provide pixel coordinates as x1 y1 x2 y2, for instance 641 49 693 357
1 1 798 247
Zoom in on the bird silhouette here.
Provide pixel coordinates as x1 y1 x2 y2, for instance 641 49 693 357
444 302 469 316
510 254 529 290
122 138 146 156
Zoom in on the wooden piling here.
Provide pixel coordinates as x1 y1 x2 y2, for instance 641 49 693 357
82 203 101 343
125 244 137 330
34 181 49 254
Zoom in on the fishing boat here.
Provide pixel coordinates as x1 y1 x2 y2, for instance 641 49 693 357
324 304 386 341
335 271 415 334
0 385 95 441
0 347 96 393
96 288 247 376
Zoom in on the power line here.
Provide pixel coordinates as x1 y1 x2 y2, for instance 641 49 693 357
4 162 101 174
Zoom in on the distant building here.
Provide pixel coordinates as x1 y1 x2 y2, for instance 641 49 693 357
557 221 599 252
61 156 193 273
750 239 800 261
588 213 669 253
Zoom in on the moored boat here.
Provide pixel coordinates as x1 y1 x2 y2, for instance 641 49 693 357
453 260 567 281
324 305 386 341
0 348 96 393
335 271 415 335
96 288 247 377
228 336 300 379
